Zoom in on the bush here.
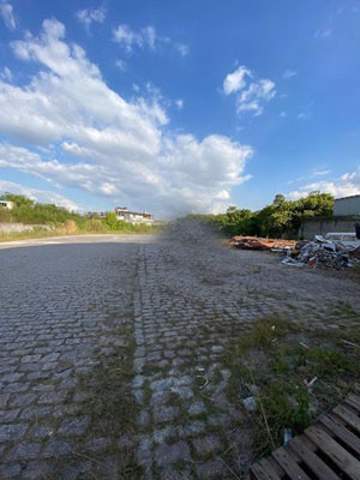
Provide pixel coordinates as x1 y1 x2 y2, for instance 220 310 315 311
192 191 334 239
64 219 78 234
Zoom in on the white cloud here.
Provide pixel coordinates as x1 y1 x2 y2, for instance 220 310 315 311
236 79 276 116
76 6 106 30
312 169 331 177
113 24 144 52
0 2 16 30
223 66 276 116
288 168 360 200
0 66 12 81
0 179 79 211
0 19 252 216
314 28 332 39
175 43 189 57
297 112 311 120
283 69 297 79
175 99 184 110
223 66 251 95
115 59 127 71
113 23 189 57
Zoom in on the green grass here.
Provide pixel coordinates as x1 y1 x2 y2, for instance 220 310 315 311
331 300 358 318
223 316 360 456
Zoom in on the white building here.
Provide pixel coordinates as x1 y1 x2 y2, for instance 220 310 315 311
0 200 14 210
114 207 153 224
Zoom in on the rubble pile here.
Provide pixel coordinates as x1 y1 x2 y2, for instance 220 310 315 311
230 236 296 251
282 235 360 269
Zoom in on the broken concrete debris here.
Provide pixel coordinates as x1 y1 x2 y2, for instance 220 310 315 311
282 235 360 269
230 234 360 269
243 396 257 412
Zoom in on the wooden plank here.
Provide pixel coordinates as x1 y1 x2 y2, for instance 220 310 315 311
345 394 360 413
250 460 282 480
334 404 360 435
288 435 340 480
272 447 311 480
319 413 360 456
305 425 360 480
260 458 284 480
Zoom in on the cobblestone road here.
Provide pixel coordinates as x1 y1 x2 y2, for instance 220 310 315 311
1 230 359 479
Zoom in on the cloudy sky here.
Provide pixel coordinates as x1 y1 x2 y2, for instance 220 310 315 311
0 0 360 215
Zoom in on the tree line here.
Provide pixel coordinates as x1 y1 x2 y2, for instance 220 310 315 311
189 191 334 239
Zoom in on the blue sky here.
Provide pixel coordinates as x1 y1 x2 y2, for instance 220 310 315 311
0 0 360 216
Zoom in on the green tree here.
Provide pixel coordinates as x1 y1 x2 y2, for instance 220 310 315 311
3 193 34 208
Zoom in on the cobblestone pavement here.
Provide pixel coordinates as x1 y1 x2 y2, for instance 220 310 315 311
132 226 360 479
0 241 144 479
1 230 359 479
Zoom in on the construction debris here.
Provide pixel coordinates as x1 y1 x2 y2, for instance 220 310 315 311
230 232 360 269
282 235 360 269
230 236 296 251
230 233 360 269
243 396 257 412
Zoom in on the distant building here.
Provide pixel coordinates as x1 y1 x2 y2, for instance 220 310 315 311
0 200 14 210
87 211 107 218
114 207 153 224
334 195 360 216
300 194 360 239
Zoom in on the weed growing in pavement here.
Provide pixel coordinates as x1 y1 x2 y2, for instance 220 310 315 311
223 316 360 457
331 300 358 318
48 326 143 480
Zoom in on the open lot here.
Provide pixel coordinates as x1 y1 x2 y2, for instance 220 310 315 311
0 225 359 479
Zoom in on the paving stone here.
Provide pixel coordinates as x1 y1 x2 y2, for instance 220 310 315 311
150 377 175 392
170 385 193 400
159 467 194 479
0 409 20 423
153 425 177 444
3 382 30 393
0 463 22 478
136 435 153 467
153 405 180 424
137 409 151 429
7 442 42 461
20 406 52 420
58 416 90 436
211 345 224 354
43 439 73 457
0 393 10 409
1 373 24 383
84 437 111 452
38 390 68 404
155 441 191 466
11 392 38 407
30 425 55 439
195 459 226 479
0 424 28 443
117 433 134 450
188 400 206 416
193 435 222 457
182 421 206 437
21 461 56 480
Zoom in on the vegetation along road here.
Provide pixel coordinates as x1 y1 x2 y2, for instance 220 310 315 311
1 222 359 479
